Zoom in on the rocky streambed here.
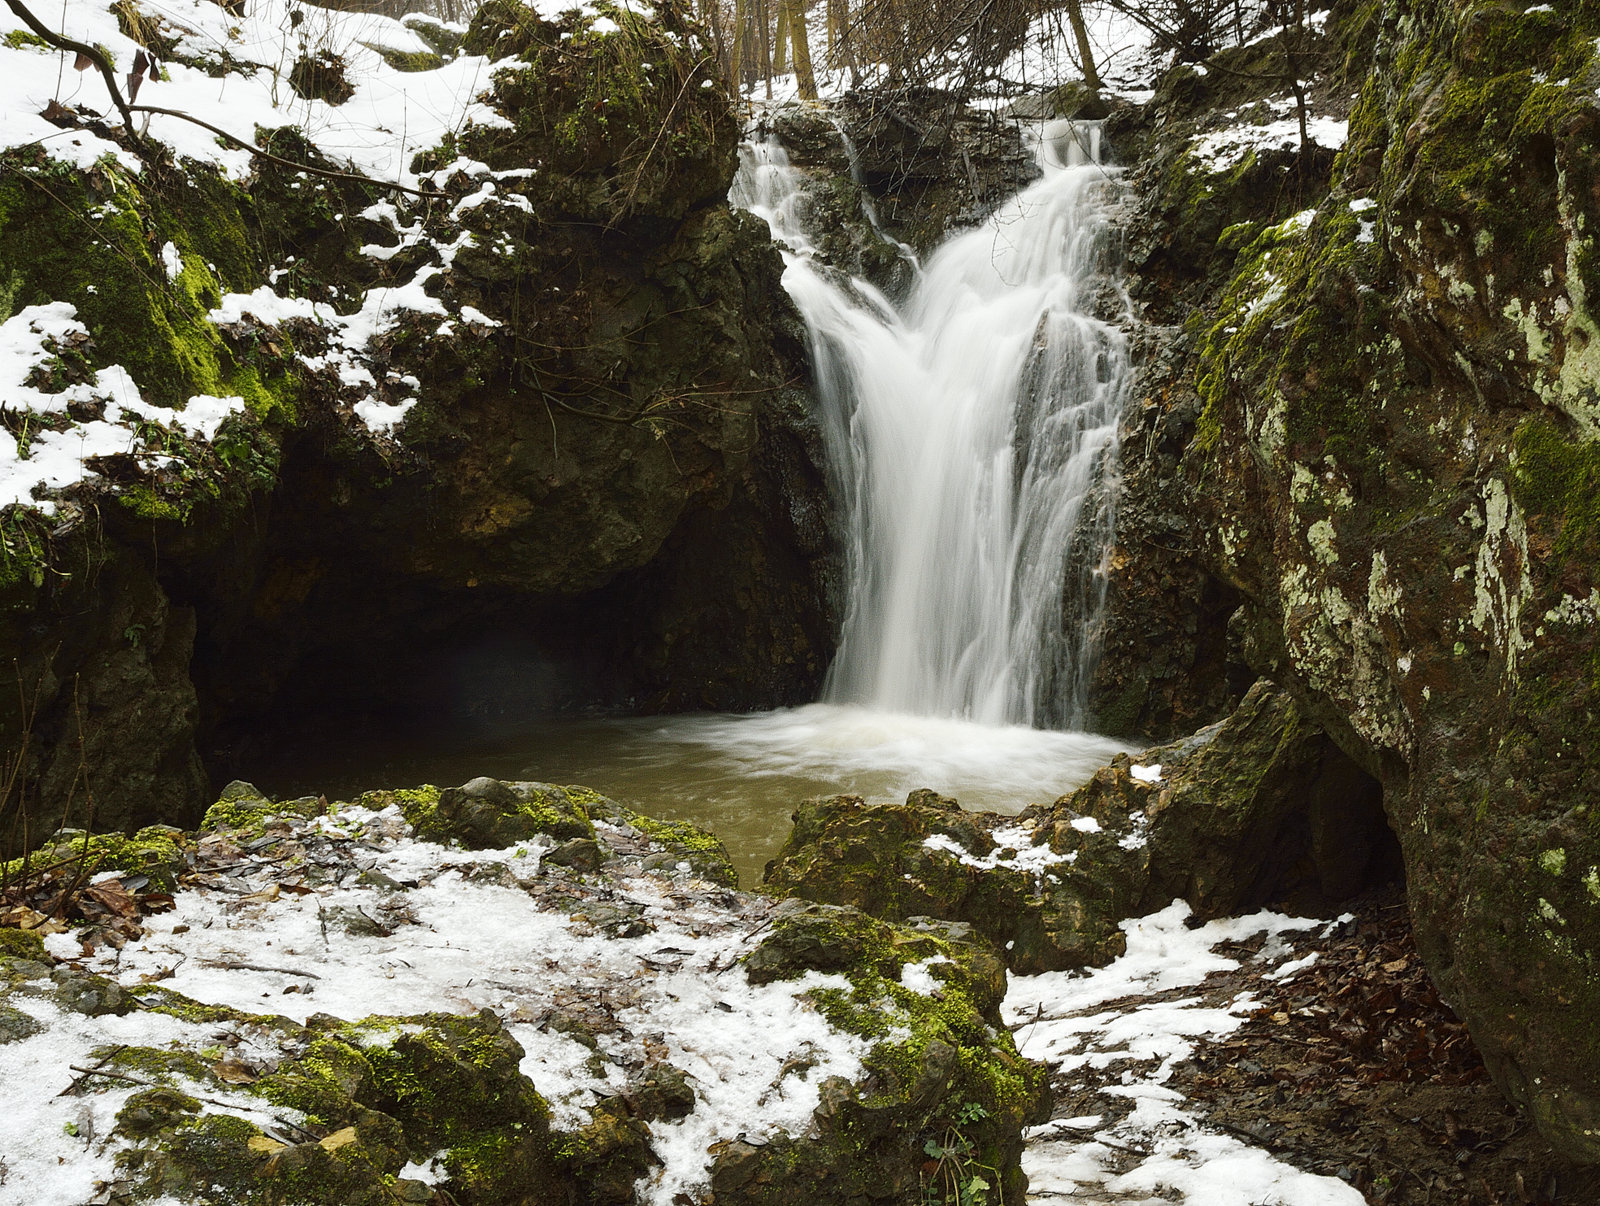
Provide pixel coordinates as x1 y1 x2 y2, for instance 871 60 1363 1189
6 736 1593 1205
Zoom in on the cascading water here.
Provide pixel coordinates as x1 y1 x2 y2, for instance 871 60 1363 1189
281 120 1136 886
732 117 1130 729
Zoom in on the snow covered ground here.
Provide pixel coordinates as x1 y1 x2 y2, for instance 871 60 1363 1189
1007 904 1366 1206
1 802 870 1206
3 795 1368 1206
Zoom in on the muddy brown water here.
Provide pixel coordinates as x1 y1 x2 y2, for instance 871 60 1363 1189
256 703 1132 887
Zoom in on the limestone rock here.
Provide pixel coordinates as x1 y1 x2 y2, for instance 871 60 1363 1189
1109 0 1600 1161
719 899 1046 1206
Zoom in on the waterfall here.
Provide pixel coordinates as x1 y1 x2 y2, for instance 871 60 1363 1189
732 119 1129 730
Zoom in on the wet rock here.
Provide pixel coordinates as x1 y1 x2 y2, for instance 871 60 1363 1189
628 1063 695 1122
202 782 324 834
409 778 597 849
0 1001 43 1043
51 968 132 1017
544 837 609 872
720 899 1046 1206
568 1096 659 1205
767 681 1392 973
1105 0 1600 1160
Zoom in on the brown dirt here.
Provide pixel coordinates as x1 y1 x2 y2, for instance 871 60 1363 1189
1163 886 1600 1205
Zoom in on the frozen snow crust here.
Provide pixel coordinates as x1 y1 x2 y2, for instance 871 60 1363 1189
0 776 1045 1206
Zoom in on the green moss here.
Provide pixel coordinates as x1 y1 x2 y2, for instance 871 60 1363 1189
202 781 322 833
98 1043 220 1088
360 784 442 827
1511 416 1600 565
255 1036 375 1127
406 780 598 848
735 903 1043 1202
358 1011 566 1201
1 826 187 890
368 45 444 72
457 0 733 220
113 1086 204 1138
621 805 740 887
0 926 47 961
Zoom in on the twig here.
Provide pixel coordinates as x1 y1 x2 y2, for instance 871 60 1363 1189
128 105 448 201
4 0 142 146
197 959 321 979
57 1044 126 1095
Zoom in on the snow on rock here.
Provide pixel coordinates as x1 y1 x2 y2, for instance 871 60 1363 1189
1190 96 1349 172
921 821 1080 877
1007 902 1365 1205
1 797 876 1206
0 303 244 514
0 0 507 189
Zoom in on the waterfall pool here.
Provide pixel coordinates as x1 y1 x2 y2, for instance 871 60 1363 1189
257 705 1132 887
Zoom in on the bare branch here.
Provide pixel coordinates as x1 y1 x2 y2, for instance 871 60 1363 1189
5 0 142 143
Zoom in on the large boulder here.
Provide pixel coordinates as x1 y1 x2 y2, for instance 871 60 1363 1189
1111 0 1600 1163
716 900 1047 1206
766 680 1393 973
0 0 833 838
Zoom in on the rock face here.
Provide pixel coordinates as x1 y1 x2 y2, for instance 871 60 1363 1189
0 0 833 837
1102 0 1600 1163
761 91 1042 294
766 680 1394 974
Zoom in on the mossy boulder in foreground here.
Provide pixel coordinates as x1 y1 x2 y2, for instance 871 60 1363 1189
720 900 1046 1206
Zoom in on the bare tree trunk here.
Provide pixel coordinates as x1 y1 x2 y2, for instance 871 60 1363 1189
1063 0 1102 91
1271 0 1311 178
733 0 751 88
827 0 856 77
701 0 730 82
758 0 772 97
785 0 818 97
773 0 789 74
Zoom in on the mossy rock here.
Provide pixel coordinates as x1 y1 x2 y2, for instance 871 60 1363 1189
364 44 444 73
201 781 323 834
723 901 1044 1206
359 1009 567 1203
767 683 1391 974
52 969 134 1017
617 806 739 888
564 1096 657 1205
0 1001 42 1043
402 12 465 58
0 926 47 962
288 49 355 103
107 1004 570 1204
457 0 736 220
2 825 189 891
407 777 597 849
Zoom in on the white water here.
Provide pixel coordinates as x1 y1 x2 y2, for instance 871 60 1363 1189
732 118 1130 728
277 120 1136 882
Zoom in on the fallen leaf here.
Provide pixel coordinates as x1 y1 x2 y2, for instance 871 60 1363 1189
214 1060 256 1084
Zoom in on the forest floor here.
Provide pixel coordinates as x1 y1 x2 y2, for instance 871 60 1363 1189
1029 884 1600 1206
